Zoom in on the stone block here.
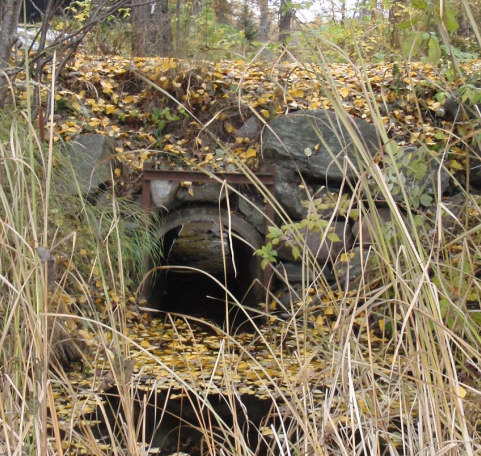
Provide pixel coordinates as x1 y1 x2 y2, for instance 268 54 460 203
62 134 114 196
151 180 179 209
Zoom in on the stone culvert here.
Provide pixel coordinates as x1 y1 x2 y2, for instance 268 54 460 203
146 206 265 328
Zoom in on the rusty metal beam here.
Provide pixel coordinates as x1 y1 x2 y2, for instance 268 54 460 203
142 164 275 192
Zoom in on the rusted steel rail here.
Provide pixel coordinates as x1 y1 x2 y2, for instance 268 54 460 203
141 162 277 294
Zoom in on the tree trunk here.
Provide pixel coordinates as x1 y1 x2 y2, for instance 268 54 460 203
278 0 293 43
192 0 202 16
340 0 346 21
155 0 173 56
131 0 148 56
131 0 173 57
357 0 369 19
213 0 230 24
0 0 23 106
389 0 405 49
175 0 180 56
0 0 22 70
258 0 269 42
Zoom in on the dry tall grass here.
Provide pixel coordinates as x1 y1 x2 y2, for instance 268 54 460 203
2 5 481 453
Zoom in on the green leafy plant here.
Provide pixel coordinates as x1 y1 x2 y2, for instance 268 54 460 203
382 145 435 209
150 107 187 147
398 0 460 63
254 241 278 269
67 0 130 23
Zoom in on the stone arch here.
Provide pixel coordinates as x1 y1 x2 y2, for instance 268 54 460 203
146 206 264 327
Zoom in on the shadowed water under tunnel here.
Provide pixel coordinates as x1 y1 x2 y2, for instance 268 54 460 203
147 207 265 328
89 386 279 455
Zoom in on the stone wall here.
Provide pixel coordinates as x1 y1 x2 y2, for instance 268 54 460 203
65 108 475 306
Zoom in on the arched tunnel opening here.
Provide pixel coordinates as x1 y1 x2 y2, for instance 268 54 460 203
146 207 265 329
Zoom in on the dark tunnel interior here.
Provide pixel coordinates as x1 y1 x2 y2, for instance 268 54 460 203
147 221 262 329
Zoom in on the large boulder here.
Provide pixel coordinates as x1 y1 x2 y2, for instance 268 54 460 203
275 221 353 265
62 134 115 197
237 116 261 140
331 246 375 291
262 109 381 184
441 95 481 122
438 97 481 190
463 145 481 191
237 196 266 234
352 206 392 245
379 146 451 206
266 164 312 219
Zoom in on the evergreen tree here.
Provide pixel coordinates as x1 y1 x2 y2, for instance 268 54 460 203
238 3 257 42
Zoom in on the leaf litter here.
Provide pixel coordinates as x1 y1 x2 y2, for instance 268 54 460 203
24 54 481 182
49 283 414 454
